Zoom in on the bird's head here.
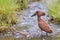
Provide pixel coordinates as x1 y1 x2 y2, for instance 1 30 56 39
31 10 45 17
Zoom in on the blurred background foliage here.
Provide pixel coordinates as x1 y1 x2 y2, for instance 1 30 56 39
17 0 28 10
46 0 60 24
0 0 28 28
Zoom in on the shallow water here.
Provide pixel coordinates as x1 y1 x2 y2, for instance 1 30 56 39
17 2 60 37
0 36 60 40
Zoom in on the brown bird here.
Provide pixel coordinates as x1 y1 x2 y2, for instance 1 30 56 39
31 10 52 36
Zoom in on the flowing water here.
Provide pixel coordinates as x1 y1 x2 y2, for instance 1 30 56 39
0 2 60 40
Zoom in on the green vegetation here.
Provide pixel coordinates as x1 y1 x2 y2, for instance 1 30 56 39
17 0 28 10
46 0 60 24
0 0 28 33
0 0 28 27
0 0 19 27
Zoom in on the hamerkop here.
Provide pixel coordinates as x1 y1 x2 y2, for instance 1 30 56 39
31 10 52 36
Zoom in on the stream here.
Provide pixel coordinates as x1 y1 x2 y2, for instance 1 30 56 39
0 2 60 40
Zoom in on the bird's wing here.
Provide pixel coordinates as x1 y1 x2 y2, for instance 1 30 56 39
42 19 50 26
39 21 49 27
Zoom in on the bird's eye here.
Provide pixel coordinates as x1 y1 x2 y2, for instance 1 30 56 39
43 12 45 15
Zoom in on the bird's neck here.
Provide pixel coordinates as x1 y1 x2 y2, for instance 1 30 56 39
37 17 42 22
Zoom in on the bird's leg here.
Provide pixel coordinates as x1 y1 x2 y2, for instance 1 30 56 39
46 32 48 37
41 30 43 37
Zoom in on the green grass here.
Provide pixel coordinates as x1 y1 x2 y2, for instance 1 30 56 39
46 0 60 24
17 0 28 10
0 0 28 27
0 0 19 27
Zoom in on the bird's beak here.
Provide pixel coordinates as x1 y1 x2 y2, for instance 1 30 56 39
31 13 36 17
